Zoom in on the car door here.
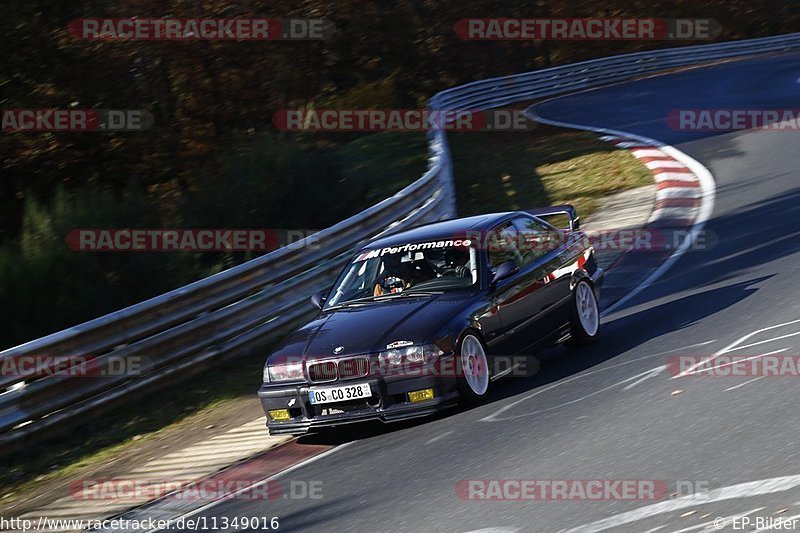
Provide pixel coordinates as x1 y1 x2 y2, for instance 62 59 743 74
512 216 576 343
484 220 547 355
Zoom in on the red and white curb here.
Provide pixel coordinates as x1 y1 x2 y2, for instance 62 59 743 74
600 135 703 230
526 103 716 316
591 132 714 314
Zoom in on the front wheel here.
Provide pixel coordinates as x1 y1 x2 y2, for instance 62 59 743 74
566 279 600 347
456 333 490 403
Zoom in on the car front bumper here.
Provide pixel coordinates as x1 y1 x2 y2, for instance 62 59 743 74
258 358 459 435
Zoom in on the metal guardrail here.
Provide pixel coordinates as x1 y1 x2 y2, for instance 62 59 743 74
0 163 452 446
2 33 799 448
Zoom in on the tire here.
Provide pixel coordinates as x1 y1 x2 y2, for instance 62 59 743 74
566 279 600 347
456 332 491 403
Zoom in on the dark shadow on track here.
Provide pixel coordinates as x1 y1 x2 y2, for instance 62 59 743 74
648 186 800 293
296 275 767 447
531 51 800 147
477 274 768 404
294 184 800 447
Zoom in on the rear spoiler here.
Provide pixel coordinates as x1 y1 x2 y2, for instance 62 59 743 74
525 205 580 231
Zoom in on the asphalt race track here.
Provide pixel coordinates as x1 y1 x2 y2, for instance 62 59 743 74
161 52 800 532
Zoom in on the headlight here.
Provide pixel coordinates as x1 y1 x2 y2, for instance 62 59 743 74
378 345 443 366
266 361 304 382
380 347 415 366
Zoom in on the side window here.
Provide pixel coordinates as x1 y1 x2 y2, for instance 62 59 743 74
512 216 563 265
487 222 523 274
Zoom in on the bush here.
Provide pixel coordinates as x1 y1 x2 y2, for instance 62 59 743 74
0 131 426 348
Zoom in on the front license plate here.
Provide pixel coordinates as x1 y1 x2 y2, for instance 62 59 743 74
309 383 372 405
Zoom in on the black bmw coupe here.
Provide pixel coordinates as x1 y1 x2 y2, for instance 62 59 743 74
259 207 603 434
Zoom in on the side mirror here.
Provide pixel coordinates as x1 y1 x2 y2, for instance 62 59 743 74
310 289 327 310
491 261 518 286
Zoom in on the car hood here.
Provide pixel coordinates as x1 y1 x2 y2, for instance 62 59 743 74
270 294 471 362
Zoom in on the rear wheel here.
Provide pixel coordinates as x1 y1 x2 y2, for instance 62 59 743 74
567 279 600 347
456 333 490 403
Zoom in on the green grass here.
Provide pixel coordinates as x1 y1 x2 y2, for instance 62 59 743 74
338 132 429 206
1 124 651 504
449 127 653 218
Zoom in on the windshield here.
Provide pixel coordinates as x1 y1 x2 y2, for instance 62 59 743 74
325 239 479 308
